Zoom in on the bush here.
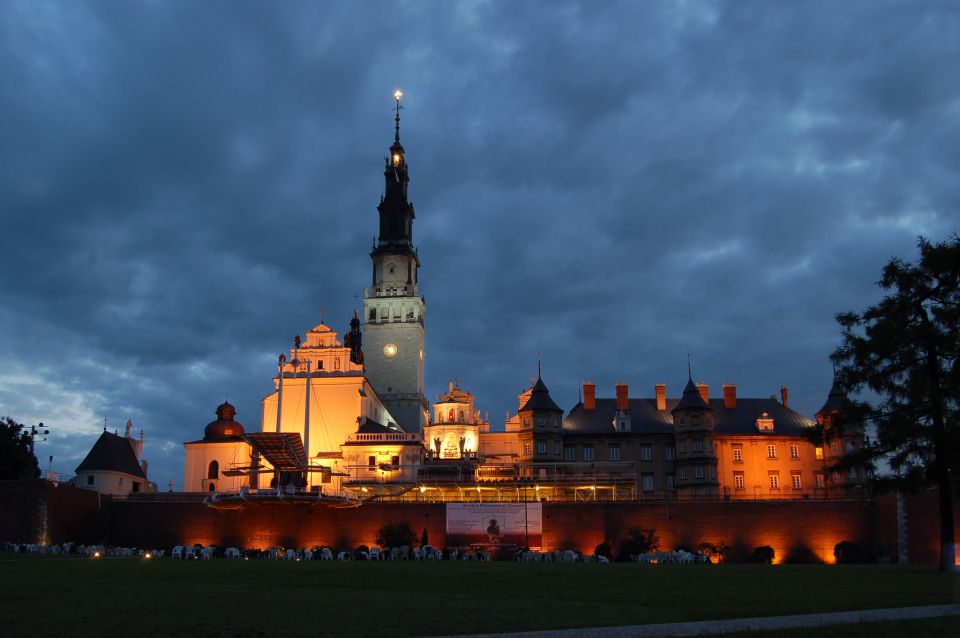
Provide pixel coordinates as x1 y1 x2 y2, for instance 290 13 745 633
376 522 417 549
834 541 862 564
617 527 660 561
594 542 612 559
698 541 729 564
752 545 775 564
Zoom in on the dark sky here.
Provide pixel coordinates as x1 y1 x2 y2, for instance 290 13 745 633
2 1 957 488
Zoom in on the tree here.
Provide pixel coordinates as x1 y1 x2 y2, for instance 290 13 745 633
616 526 659 561
376 521 417 548
831 236 959 572
0 417 41 480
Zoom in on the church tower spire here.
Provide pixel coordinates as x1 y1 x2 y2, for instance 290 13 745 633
363 90 427 433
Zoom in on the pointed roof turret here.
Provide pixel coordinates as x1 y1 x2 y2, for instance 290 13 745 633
519 375 562 413
817 377 848 416
672 376 713 413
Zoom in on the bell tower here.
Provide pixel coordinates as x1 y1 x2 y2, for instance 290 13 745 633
363 90 427 432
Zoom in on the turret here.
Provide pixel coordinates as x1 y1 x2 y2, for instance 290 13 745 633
671 374 719 498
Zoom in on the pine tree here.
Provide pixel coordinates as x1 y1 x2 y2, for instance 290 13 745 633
832 236 959 571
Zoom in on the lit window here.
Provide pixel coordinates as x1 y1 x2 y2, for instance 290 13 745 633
769 474 780 489
584 447 594 462
733 448 743 463
694 465 704 479
563 447 574 461
693 440 703 453
642 475 654 492
790 444 799 460
665 447 675 461
815 447 823 460
791 473 802 489
641 446 652 461
523 443 531 455
767 445 777 459
734 473 745 489
536 442 546 455
610 447 620 462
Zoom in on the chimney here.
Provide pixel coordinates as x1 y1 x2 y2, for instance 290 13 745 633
696 383 709 404
655 383 666 411
723 384 737 409
583 381 596 411
780 385 789 408
615 383 629 412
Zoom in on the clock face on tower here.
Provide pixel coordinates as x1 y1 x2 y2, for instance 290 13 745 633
383 343 398 358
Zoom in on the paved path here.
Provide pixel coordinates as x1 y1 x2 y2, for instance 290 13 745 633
432 603 960 638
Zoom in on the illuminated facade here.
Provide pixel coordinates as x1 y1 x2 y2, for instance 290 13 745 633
180 96 865 505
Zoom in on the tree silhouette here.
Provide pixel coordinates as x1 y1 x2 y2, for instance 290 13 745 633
0 417 41 480
832 236 959 571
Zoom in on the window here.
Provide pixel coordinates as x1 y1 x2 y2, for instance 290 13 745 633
334 357 340 370
118 477 124 487
609 446 620 462
848 467 858 479
693 440 703 453
317 359 324 370
790 444 799 460
666 474 676 490
732 447 743 463
132 482 140 493
406 309 414 321
536 417 545 426
564 447 574 461
86 475 94 486
679 467 688 480
767 444 777 459
694 465 704 479
641 446 652 461
368 455 376 468
815 446 823 460
369 308 376 321
584 447 594 462
679 441 687 455
734 473 745 489
816 473 825 488
523 443 531 455
522 418 531 429
391 455 400 467
208 483 215 492
791 473 802 489
830 441 838 454
642 475 654 492
551 417 560 428
553 441 560 455
665 447 675 461
769 474 780 489
536 442 546 455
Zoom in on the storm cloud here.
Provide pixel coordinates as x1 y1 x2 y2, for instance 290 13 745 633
1 0 957 486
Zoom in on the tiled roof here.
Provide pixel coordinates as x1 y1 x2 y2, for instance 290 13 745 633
565 397 814 436
75 432 146 478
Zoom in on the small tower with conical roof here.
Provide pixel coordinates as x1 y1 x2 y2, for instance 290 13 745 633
671 373 720 498
815 377 866 495
517 371 564 469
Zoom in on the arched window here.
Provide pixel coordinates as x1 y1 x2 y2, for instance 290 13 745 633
458 410 464 422
208 460 219 480
208 483 216 492
448 408 455 421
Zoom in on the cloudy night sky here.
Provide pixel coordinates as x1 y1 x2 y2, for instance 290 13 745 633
1 1 957 487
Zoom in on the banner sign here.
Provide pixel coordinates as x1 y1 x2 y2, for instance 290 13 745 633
446 503 542 550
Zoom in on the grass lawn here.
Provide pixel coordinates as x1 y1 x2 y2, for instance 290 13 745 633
1 557 956 637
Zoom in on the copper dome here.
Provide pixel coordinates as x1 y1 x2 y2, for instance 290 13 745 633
204 401 245 439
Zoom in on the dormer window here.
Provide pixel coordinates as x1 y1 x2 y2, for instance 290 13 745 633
756 412 775 431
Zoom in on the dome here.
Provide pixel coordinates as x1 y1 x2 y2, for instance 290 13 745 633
203 402 245 439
